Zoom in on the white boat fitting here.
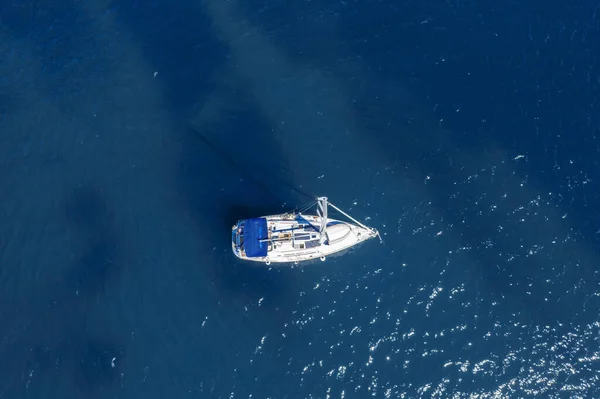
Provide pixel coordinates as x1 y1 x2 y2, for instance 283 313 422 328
231 197 381 265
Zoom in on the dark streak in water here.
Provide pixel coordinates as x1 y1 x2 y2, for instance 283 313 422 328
0 184 125 396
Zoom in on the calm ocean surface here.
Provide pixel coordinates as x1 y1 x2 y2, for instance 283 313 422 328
1 0 599 398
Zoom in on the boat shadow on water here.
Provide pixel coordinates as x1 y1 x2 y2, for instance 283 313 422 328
176 127 299 307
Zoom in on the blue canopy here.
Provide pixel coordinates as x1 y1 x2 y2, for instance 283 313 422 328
243 218 268 258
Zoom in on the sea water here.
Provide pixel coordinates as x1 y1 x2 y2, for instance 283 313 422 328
0 0 598 398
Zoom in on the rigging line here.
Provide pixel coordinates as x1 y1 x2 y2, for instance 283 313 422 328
186 125 315 201
186 126 279 201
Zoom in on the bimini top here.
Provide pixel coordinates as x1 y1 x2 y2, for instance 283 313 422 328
243 217 268 258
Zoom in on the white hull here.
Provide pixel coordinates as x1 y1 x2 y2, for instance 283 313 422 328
231 198 380 265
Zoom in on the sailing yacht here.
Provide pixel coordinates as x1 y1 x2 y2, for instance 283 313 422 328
231 197 381 265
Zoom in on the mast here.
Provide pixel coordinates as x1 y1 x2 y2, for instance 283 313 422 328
317 196 328 244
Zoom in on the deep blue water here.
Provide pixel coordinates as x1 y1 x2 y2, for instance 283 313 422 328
1 0 599 398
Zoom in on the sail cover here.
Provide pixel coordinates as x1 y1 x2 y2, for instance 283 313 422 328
243 218 268 257
317 197 328 244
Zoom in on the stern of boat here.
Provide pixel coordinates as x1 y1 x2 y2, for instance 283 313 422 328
231 220 244 258
231 217 270 261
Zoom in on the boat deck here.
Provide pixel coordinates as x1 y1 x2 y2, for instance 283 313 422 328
265 215 323 254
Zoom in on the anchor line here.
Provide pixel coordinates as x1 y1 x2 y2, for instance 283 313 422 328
187 125 315 203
